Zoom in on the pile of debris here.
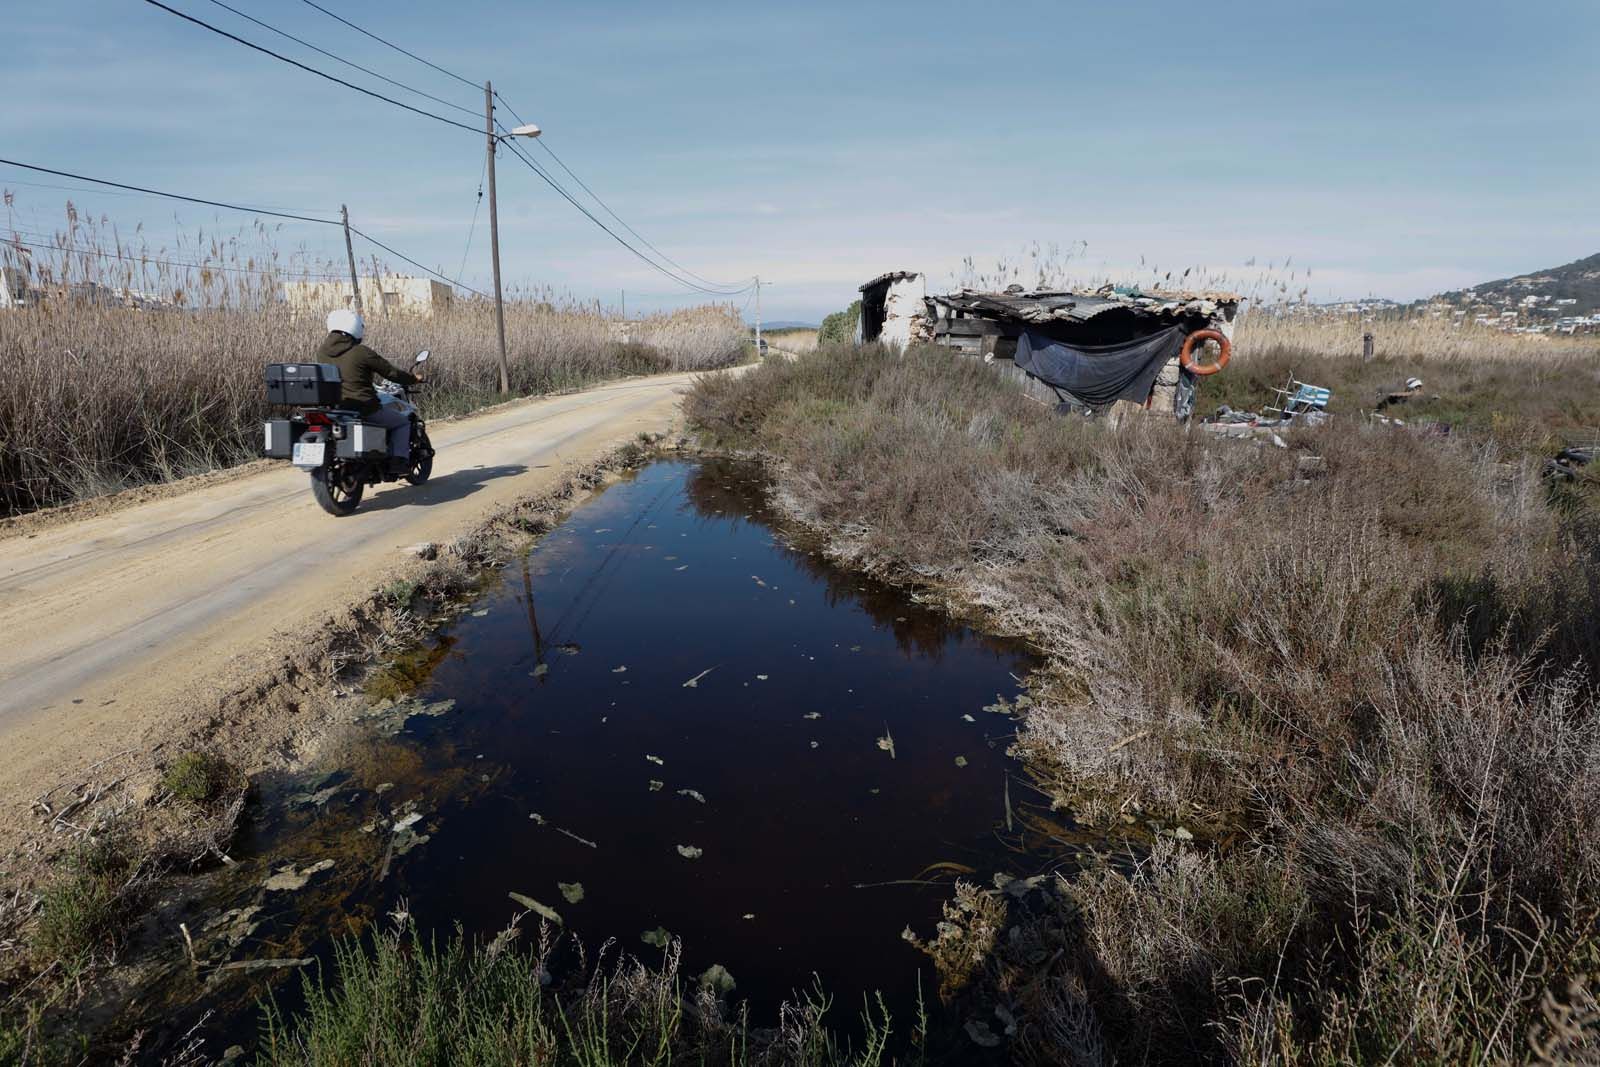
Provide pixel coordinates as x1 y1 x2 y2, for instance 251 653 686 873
858 271 1240 420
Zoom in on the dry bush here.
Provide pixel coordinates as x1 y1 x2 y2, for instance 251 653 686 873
688 341 1600 1063
0 209 744 514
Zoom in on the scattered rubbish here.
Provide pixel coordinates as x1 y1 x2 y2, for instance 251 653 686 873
677 788 707 804
961 714 975 723
508 892 563 925
954 756 968 768
849 645 861 653
1546 445 1596 481
755 674 769 681
213 957 314 974
556 643 581 656
675 565 688 572
641 927 671 948
803 712 821 720
810 741 819 749
392 812 423 833
375 782 394 794
676 844 703 859
287 784 341 809
649 780 664 792
262 859 335 893
699 963 737 996
1295 455 1327 480
646 754 665 766
681 667 715 688
877 727 897 759
558 881 585 904
752 576 767 587
529 812 546 825
531 664 550 679
405 542 438 560
471 610 490 618
612 665 628 673
965 1020 1002 1048
742 913 755 920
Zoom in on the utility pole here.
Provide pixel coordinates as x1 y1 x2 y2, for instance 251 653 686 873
754 275 762 357
485 80 510 394
620 289 625 320
340 204 362 314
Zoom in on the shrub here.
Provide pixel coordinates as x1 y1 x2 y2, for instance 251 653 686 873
33 837 134 964
157 750 239 810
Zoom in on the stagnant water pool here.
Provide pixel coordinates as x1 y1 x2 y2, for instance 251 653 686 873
153 458 1059 1058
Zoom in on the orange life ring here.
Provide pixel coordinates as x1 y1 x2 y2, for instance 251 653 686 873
1179 329 1231 376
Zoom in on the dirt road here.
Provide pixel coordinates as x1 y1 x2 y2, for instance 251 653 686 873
0 371 701 822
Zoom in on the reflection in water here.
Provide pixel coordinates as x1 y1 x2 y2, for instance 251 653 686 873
146 458 1085 1059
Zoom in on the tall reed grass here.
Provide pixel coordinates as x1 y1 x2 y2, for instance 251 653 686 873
0 204 746 515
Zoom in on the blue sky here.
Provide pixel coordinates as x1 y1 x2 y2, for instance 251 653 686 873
6 0 1598 322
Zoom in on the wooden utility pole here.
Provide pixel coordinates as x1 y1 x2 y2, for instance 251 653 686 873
340 204 362 314
485 80 510 394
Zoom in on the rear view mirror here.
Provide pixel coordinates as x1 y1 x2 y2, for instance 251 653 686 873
414 350 430 364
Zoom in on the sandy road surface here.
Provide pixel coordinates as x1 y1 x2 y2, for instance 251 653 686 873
0 371 701 820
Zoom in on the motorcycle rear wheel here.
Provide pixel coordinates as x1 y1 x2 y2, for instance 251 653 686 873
311 466 365 515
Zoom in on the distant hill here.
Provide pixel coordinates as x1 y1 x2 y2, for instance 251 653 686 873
759 321 819 331
1432 253 1600 322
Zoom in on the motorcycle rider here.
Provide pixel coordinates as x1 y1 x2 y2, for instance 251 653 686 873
315 308 422 469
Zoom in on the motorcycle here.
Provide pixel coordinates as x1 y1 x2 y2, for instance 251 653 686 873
262 350 436 516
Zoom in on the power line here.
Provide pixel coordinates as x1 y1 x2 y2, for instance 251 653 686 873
0 158 340 226
139 0 481 135
200 0 480 119
296 0 481 91
455 157 487 286
348 224 487 297
2 236 347 280
0 158 485 295
499 108 750 292
498 138 752 297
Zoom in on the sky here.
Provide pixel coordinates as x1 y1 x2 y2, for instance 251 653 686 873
5 0 1599 323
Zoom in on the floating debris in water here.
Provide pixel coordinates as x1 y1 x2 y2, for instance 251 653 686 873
961 714 975 723
681 667 715 688
751 576 766 587
375 782 394 794
392 812 423 833
556 643 581 656
954 756 968 768
288 784 341 808
529 812 546 825
896 617 907 622
646 754 665 766
262 859 335 893
699 963 737 995
593 528 611 534
677 789 706 804
675 565 688 572
850 645 862 653
756 674 769 681
558 881 585 904
810 741 819 749
803 712 821 720
649 780 664 792
508 892 562 925
471 609 489 618
531 664 550 679
742 913 755 920
641 926 671 948
676 844 703 859
877 728 897 759
612 665 628 673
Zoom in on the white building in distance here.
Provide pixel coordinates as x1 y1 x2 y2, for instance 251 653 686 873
283 275 454 317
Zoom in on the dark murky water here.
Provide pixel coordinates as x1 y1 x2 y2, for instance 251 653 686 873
155 458 1060 1057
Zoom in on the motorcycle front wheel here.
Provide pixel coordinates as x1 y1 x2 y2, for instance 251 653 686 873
311 464 365 515
405 429 434 486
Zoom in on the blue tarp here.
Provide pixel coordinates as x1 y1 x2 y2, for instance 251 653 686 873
1014 325 1187 409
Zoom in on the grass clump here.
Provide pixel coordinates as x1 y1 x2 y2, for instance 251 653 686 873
32 837 135 965
259 917 907 1067
689 340 1600 1064
157 750 239 810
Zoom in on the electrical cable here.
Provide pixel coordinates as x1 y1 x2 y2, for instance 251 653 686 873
296 0 481 91
498 138 752 296
200 0 480 119
455 157 487 286
493 101 750 291
3 237 348 279
348 225 487 297
0 158 340 226
0 159 484 295
139 0 481 135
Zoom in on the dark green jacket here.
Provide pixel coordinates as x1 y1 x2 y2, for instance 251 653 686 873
314 332 418 414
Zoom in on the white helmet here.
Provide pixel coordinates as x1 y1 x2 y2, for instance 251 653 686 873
326 307 365 341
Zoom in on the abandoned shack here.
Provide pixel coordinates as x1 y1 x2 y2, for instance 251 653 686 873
858 271 1240 419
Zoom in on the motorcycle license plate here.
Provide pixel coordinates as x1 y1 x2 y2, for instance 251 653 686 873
292 442 326 468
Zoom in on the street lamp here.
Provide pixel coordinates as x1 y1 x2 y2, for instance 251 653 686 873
484 84 541 394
